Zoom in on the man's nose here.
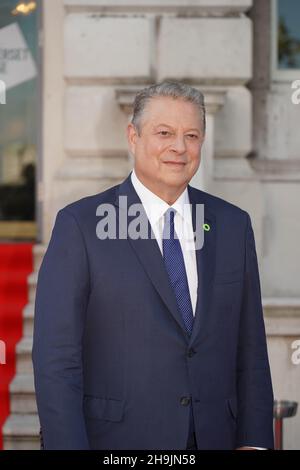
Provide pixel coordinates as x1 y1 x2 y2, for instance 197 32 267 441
170 135 186 154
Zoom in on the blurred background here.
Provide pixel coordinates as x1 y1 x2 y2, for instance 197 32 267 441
0 0 300 450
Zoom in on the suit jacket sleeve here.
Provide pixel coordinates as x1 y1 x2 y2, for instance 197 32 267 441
236 213 274 449
32 208 90 449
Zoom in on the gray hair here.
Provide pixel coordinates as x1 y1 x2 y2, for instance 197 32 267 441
131 81 206 135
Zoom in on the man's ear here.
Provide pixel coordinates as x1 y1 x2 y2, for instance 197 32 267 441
127 123 138 156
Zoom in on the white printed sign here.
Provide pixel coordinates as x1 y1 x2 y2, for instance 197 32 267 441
0 22 37 90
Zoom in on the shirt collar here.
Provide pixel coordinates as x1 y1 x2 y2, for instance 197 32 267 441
131 169 190 226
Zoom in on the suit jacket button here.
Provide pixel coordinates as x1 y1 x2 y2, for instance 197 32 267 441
180 397 191 406
187 348 196 358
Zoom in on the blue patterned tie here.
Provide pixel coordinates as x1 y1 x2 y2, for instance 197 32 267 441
162 208 194 335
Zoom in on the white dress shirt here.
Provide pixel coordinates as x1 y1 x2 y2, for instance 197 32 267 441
131 169 198 315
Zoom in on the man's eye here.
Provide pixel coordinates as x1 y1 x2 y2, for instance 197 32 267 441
186 134 198 139
158 131 171 136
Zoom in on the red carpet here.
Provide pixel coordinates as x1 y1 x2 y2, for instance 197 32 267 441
0 243 33 450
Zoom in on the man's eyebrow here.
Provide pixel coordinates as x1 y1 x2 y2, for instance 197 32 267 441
184 129 201 134
154 124 200 133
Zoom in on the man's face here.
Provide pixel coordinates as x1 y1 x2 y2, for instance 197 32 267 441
127 96 204 198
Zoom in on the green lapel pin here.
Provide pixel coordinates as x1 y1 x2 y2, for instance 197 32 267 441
203 223 210 232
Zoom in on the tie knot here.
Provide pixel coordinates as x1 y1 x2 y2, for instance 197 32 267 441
163 208 176 240
164 208 176 226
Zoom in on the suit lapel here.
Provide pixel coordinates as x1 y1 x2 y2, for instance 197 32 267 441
188 186 216 347
114 175 190 341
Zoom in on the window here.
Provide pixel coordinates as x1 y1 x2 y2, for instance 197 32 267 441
0 1 39 239
272 0 300 80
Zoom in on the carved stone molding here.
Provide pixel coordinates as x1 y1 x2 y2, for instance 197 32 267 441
115 85 226 116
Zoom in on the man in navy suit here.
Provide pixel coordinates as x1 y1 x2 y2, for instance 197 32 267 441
32 81 274 450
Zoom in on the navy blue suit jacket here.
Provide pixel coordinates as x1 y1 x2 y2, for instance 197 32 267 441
32 174 274 449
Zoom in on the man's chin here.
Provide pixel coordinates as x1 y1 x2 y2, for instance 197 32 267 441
161 174 190 189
